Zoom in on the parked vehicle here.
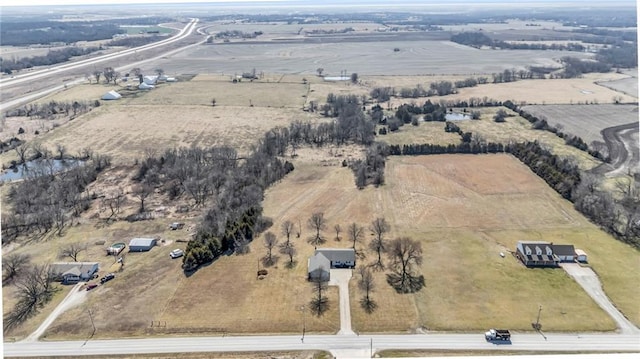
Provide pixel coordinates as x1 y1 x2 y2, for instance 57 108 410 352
170 249 184 259
485 329 511 341
86 283 98 291
100 273 115 284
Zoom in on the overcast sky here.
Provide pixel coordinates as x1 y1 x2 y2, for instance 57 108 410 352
3 0 284 6
3 0 627 8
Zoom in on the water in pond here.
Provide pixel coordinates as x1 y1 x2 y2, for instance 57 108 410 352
0 159 83 182
445 112 471 121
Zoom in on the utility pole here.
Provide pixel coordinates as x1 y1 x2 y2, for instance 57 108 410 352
301 305 306 343
87 309 96 337
534 304 542 331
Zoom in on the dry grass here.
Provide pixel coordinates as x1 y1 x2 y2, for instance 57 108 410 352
11 352 330 359
263 154 638 332
378 121 461 147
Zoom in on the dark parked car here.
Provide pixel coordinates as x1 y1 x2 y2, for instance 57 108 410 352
86 283 98 291
100 273 115 284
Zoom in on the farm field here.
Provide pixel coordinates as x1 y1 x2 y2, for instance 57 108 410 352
520 104 639 145
596 74 639 99
153 40 589 77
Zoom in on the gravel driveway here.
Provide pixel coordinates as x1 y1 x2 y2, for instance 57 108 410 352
561 263 639 334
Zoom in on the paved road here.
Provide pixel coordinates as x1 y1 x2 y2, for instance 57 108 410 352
5 332 639 358
0 19 200 113
561 263 640 335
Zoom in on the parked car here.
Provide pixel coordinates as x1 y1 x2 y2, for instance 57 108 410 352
100 273 115 284
170 249 184 259
86 283 98 291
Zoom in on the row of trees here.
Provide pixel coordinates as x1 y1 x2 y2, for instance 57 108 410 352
5 100 98 120
0 21 123 46
503 100 605 160
451 32 586 52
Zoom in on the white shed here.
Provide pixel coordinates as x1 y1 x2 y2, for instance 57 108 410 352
101 90 122 100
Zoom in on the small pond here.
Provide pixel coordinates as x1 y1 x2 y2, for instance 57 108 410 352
0 159 83 182
445 112 472 121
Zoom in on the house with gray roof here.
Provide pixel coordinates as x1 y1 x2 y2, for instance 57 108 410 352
50 262 99 284
307 248 356 281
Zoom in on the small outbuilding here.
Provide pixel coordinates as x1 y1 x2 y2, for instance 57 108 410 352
551 244 576 262
129 237 157 252
575 249 588 263
50 262 99 284
101 90 122 100
143 75 158 85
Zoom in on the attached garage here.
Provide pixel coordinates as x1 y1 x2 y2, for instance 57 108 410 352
129 237 157 252
575 249 588 263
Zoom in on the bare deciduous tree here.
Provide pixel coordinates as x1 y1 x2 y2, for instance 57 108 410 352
132 183 153 213
347 222 364 250
334 224 342 241
358 266 376 313
102 188 125 222
279 242 297 268
3 264 58 332
281 220 294 246
58 242 87 262
307 212 327 247
386 237 425 293
2 253 31 284
309 275 329 316
263 231 278 266
369 217 390 270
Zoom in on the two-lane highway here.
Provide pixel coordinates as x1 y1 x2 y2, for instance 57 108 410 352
4 333 640 357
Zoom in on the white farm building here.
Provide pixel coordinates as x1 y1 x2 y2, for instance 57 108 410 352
129 237 157 252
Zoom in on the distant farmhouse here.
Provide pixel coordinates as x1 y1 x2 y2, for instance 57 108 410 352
50 262 99 284
308 248 356 281
515 241 587 267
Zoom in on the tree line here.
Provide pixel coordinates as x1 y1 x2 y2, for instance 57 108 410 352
502 100 605 160
451 32 586 52
1 46 100 74
5 99 98 121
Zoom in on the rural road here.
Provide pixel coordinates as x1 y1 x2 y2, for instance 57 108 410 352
590 122 640 176
0 18 200 113
5 332 640 358
561 263 640 335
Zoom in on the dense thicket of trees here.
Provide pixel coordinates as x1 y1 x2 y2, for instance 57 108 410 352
1 47 99 74
0 21 123 46
1 152 111 242
451 32 585 51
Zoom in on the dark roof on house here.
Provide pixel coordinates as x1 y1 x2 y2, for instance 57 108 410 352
314 248 356 263
551 244 576 256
